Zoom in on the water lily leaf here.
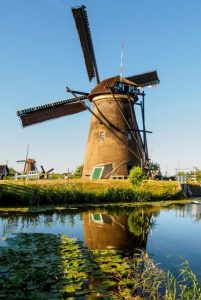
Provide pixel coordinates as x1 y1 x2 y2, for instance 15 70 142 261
103 280 117 287
74 289 89 296
0 267 9 273
26 284 36 291
61 284 76 293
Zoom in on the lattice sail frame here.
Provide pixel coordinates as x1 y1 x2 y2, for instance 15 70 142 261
72 5 100 83
126 71 160 88
17 96 89 127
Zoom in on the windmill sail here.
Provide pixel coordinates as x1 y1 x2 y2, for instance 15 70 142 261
40 165 45 173
72 5 100 83
17 96 88 127
126 71 159 88
16 5 160 178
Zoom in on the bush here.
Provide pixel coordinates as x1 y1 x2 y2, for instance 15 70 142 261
128 167 146 186
195 169 201 184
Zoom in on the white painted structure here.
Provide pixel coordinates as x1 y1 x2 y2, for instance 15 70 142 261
15 171 40 181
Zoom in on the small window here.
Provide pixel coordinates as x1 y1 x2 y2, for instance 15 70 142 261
114 82 124 92
129 86 136 93
127 133 132 140
99 130 105 140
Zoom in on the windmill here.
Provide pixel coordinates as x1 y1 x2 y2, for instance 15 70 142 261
17 5 160 179
17 145 37 174
40 165 54 179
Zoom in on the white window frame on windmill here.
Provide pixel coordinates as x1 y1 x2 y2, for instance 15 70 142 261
98 130 105 140
91 213 103 223
91 166 104 180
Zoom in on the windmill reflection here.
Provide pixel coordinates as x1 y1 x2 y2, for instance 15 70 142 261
82 208 157 252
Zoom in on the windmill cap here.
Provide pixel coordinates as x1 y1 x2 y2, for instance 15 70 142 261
26 159 36 163
88 75 137 100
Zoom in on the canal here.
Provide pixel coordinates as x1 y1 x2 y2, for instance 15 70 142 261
1 201 201 283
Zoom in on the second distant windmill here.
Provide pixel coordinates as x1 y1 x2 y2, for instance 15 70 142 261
17 145 37 174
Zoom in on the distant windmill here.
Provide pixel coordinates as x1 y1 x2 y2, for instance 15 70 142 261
17 145 37 174
40 165 54 179
17 5 160 179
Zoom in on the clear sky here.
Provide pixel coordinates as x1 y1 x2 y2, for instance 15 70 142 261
1 0 201 175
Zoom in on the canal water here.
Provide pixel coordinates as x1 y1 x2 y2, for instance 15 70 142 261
0 201 201 282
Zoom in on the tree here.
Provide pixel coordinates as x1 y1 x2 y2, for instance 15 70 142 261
176 171 186 177
73 164 83 178
148 161 160 171
146 161 161 179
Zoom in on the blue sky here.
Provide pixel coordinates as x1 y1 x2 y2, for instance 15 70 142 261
1 0 201 175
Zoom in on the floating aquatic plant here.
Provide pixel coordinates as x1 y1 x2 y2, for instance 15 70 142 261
0 233 200 299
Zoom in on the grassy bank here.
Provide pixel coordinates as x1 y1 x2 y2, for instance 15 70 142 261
0 179 185 206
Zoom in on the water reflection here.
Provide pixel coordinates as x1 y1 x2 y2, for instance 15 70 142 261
0 211 76 236
82 208 158 252
176 203 201 221
83 213 136 250
0 206 158 253
1 204 201 283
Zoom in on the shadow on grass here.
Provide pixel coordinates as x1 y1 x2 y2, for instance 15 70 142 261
0 182 185 207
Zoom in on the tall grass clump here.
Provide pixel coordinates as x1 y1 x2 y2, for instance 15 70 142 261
163 260 201 300
113 254 201 299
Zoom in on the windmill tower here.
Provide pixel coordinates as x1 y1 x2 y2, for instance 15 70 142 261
17 146 37 174
17 5 159 179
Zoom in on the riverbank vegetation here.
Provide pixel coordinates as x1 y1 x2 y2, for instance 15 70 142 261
0 179 185 206
0 233 200 299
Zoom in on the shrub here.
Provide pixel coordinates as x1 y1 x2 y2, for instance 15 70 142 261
195 169 201 184
128 167 146 186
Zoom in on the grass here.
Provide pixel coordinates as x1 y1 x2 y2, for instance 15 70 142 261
0 178 186 206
